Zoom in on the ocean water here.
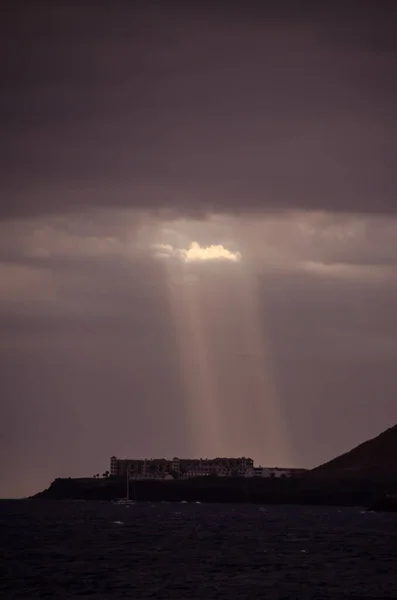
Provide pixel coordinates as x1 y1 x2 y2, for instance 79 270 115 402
1 501 397 599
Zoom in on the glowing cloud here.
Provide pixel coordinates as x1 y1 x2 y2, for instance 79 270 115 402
154 241 241 263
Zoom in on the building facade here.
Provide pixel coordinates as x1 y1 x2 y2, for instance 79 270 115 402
109 456 306 480
110 457 171 479
110 456 254 479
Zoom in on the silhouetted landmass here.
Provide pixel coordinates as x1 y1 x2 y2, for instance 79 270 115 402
32 424 397 509
31 475 397 508
303 423 397 511
309 423 397 482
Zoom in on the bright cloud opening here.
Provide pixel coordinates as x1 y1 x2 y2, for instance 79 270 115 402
154 241 241 263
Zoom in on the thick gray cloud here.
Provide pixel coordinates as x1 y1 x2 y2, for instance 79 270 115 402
1 2 397 497
1 1 397 219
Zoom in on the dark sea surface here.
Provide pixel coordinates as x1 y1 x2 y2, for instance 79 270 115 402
1 500 397 599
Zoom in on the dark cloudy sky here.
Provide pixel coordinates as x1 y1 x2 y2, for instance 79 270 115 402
1 1 397 497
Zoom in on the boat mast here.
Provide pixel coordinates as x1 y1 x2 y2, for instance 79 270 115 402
126 467 130 501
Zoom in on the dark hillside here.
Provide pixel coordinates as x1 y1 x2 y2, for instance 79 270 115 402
309 424 397 481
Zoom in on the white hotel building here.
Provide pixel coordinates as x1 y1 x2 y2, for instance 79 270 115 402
110 456 306 480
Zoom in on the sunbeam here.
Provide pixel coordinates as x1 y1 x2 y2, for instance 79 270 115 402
154 217 289 465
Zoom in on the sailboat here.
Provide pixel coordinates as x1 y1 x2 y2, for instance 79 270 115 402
114 469 135 505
